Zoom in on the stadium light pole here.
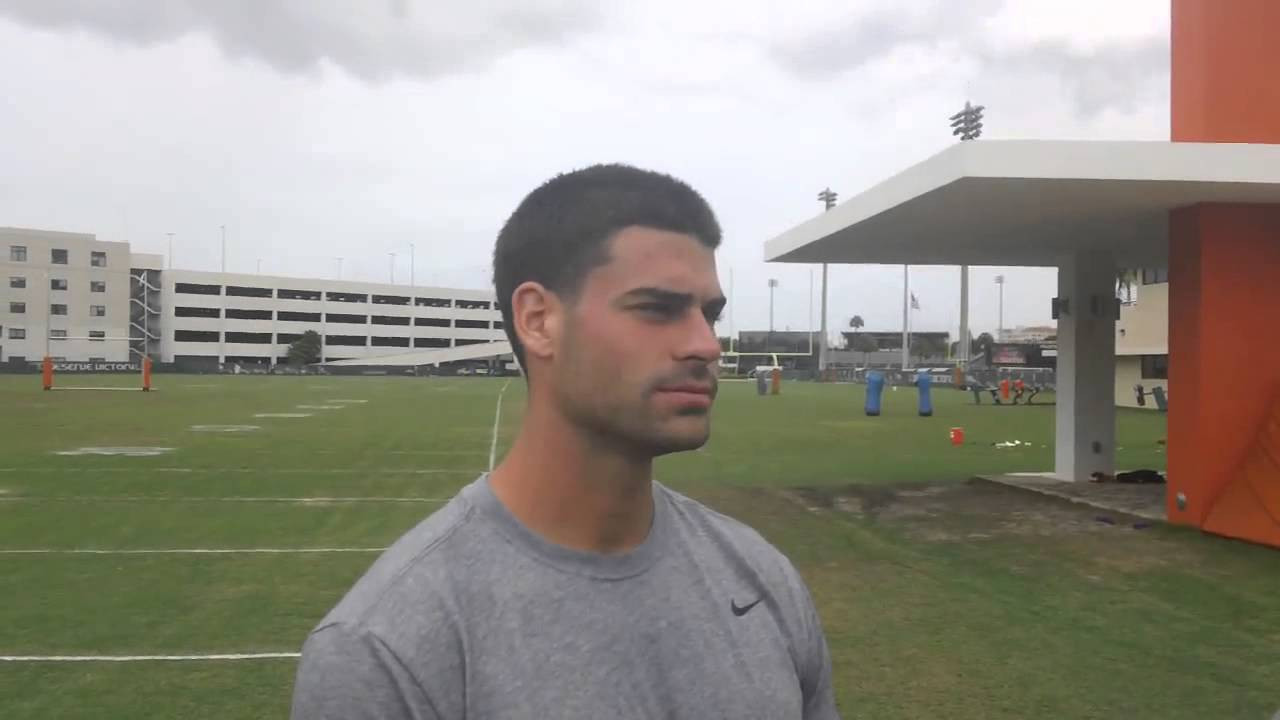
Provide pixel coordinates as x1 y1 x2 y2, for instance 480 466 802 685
768 278 778 333
410 243 415 288
949 99 984 367
220 225 226 273
902 266 910 370
816 188 837 375
389 252 396 284
166 232 175 270
995 274 1006 340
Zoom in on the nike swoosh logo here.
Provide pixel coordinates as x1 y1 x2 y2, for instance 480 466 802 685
731 598 762 617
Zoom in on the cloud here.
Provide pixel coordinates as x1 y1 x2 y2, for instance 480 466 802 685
767 0 1166 119
0 0 606 81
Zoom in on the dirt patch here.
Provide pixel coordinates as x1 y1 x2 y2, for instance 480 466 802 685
794 480 1165 545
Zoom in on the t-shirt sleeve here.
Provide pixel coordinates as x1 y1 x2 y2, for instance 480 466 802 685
792 566 841 720
291 622 442 720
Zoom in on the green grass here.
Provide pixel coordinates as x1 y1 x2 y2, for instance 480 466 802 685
1 374 1277 719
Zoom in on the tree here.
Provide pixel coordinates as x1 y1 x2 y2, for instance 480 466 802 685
911 336 944 360
849 315 865 332
1115 269 1137 304
850 333 878 366
973 332 995 359
288 330 322 366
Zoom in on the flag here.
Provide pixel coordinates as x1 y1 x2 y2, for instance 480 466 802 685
910 292 920 310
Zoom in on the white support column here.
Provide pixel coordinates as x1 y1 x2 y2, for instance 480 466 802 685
1054 249 1117 482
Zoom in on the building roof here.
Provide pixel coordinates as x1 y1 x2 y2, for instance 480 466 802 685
764 141 1280 268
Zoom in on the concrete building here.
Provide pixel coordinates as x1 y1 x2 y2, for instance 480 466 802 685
999 325 1056 344
1115 268 1169 409
1 226 505 370
2 227 132 364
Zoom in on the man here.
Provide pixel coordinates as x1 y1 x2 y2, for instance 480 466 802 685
291 164 840 719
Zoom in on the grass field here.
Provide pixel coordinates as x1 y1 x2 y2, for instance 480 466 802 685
1 374 1278 719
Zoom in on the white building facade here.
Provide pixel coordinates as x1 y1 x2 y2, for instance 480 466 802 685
2 227 504 369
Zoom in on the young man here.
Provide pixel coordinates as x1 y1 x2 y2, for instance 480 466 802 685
291 164 840 719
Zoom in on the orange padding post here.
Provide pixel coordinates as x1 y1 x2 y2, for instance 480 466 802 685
1201 393 1280 547
42 356 52 391
770 368 781 395
143 356 153 392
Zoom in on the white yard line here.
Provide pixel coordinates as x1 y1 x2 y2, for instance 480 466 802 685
489 380 512 472
0 468 481 474
0 653 300 662
0 496 448 503
0 547 387 555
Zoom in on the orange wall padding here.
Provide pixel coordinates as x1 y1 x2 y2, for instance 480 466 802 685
1172 0 1280 143
1168 205 1280 546
1202 395 1280 547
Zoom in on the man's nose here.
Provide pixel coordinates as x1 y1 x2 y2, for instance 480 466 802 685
678 312 721 364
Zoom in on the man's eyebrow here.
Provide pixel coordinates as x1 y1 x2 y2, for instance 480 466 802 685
617 287 695 305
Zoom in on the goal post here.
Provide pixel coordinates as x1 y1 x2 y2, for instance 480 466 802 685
42 336 154 392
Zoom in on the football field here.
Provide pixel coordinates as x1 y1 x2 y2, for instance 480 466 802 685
1 374 1277 719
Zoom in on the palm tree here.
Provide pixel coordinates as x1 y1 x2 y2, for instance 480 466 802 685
1115 269 1137 304
849 315 865 332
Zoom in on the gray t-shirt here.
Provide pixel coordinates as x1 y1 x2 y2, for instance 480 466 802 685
291 475 839 719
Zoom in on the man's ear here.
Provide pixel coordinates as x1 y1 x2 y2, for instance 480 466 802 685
510 281 562 363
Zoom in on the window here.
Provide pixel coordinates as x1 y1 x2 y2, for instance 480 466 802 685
50 278 68 291
88 331 106 342
225 332 273 344
90 251 107 267
493 320 504 330
50 304 68 316
176 282 222 295
326 291 368 303
326 335 367 346
10 246 27 262
372 336 410 347
226 285 273 298
175 306 220 318
1141 354 1169 380
278 288 322 301
49 329 67 339
326 313 367 324
278 311 321 322
371 315 411 326
456 299 492 310
7 328 25 339
90 280 106 293
174 330 219 343
276 333 303 344
456 319 490 329
1141 267 1168 285
414 296 452 308
9 276 25 289
414 337 450 348
51 249 68 264
371 294 411 306
90 305 106 317
455 338 487 346
414 317 449 327
9 302 25 314
225 308 273 320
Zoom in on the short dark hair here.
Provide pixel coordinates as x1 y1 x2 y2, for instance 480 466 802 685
493 164 722 369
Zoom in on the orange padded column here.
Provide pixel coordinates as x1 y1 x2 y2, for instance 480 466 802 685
1167 205 1280 545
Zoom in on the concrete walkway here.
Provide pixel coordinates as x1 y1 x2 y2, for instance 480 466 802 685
975 473 1166 522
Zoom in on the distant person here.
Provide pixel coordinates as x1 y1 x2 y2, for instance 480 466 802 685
291 164 839 719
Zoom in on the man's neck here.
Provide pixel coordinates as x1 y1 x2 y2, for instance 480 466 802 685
488 401 655 555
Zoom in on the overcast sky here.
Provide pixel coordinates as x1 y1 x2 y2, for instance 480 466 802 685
0 0 1170 342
